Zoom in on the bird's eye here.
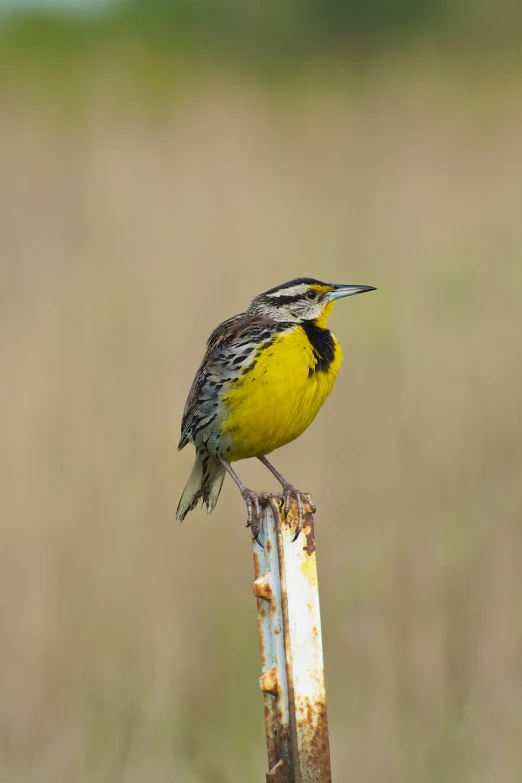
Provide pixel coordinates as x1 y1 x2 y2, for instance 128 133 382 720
306 290 318 300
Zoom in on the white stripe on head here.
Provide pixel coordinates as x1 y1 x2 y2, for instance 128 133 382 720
266 283 309 298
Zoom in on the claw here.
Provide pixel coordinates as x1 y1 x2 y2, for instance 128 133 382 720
240 484 316 545
280 484 316 542
250 521 263 546
242 488 273 545
306 494 317 514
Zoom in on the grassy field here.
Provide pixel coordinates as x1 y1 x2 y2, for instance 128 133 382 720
1 49 522 782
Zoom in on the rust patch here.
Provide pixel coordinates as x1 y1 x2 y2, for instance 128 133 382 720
253 573 273 600
296 695 332 781
266 758 290 782
257 615 268 671
263 696 276 765
299 510 318 586
260 665 279 696
253 548 262 579
302 511 315 556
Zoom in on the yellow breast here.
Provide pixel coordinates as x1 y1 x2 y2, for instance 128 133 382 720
221 326 343 461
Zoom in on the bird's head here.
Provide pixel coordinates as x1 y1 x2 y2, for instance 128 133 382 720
249 277 376 326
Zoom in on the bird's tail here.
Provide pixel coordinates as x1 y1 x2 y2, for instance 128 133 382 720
176 452 226 522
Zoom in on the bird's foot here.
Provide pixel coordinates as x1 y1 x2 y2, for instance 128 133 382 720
241 488 275 544
241 486 316 544
281 484 317 542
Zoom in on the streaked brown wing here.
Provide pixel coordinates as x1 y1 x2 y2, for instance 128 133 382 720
178 312 274 450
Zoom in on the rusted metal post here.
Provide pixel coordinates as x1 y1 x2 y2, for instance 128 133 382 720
252 498 332 783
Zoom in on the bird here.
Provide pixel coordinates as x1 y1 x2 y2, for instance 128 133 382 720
176 277 376 539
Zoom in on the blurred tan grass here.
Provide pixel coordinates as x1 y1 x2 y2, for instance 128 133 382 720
1 58 522 782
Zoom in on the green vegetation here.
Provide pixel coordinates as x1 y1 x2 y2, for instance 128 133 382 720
1 0 522 75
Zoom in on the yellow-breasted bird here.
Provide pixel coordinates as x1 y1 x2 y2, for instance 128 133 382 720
176 278 376 537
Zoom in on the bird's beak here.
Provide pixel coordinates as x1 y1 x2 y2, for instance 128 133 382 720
324 284 377 302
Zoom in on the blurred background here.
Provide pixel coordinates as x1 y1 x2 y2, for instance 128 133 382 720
1 0 522 781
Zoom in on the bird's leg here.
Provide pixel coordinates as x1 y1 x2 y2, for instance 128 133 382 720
257 456 316 541
218 456 273 543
